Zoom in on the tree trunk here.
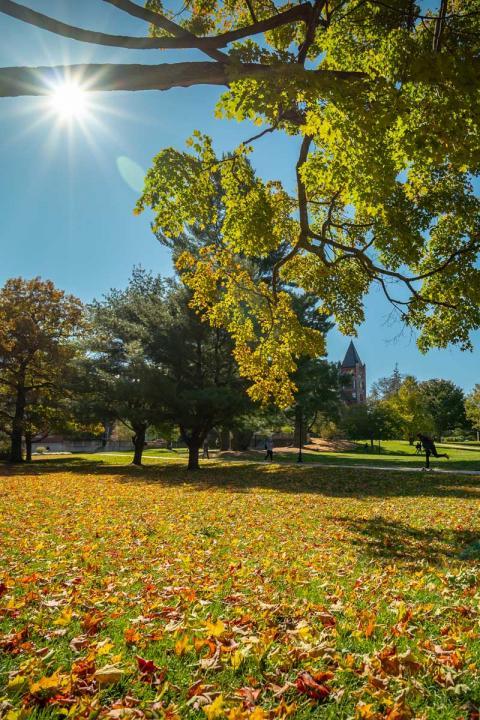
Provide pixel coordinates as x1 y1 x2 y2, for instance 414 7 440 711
219 429 231 451
231 430 252 451
294 406 307 447
132 426 146 466
188 443 200 470
9 382 26 463
25 431 32 463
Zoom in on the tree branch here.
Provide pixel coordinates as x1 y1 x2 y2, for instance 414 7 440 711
0 0 206 50
0 62 365 97
103 0 229 62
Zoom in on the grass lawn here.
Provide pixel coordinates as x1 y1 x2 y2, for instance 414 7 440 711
2 458 480 719
82 439 480 472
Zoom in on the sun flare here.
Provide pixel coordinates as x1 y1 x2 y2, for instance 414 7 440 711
49 81 88 120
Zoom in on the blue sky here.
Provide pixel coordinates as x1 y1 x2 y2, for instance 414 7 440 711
0 1 478 392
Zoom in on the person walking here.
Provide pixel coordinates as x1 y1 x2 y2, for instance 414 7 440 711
417 433 449 469
265 436 274 462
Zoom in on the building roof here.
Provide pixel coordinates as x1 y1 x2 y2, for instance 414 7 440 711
341 341 362 368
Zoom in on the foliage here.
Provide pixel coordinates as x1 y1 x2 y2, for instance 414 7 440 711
466 384 480 435
0 277 84 461
2 458 480 718
418 378 467 438
370 365 403 401
340 401 403 443
85 269 250 468
2 0 480 404
384 376 435 442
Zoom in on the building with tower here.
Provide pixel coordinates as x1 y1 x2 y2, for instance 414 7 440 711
339 341 367 404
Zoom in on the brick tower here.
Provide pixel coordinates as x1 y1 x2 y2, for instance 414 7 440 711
340 341 366 404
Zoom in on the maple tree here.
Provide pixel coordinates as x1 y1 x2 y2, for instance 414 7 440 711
1 0 479 404
0 277 84 463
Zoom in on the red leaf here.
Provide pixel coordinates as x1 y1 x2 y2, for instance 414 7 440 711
136 655 159 676
295 671 331 702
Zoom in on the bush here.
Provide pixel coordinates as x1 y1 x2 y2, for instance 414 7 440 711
35 446 47 454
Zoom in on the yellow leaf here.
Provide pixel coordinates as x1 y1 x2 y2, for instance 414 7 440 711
249 709 267 720
94 664 124 686
29 671 62 698
203 694 225 719
205 619 226 637
231 650 244 669
54 607 72 626
175 634 191 656
96 639 114 656
7 675 28 694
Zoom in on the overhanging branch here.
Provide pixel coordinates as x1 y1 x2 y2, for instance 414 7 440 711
0 62 365 97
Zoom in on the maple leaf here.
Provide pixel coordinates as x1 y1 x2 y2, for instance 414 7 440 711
94 664 124 686
29 671 63 700
295 671 331 702
205 619 226 637
203 694 225 719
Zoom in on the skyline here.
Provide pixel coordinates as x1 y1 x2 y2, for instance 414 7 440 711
0 0 478 393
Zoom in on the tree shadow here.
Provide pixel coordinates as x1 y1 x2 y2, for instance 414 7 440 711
329 515 479 564
2 456 480 500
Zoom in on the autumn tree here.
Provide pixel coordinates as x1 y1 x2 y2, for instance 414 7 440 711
1 1 480 404
0 277 84 463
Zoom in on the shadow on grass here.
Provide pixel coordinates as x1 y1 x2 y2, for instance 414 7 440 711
1 455 480 501
330 515 479 563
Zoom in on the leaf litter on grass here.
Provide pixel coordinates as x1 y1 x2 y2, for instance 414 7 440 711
1 462 480 718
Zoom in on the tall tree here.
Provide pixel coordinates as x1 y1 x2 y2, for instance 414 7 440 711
1 1 479 404
371 365 403 401
85 273 170 466
145 282 250 469
419 378 466 439
0 277 83 462
87 269 250 469
466 385 480 441
386 376 435 444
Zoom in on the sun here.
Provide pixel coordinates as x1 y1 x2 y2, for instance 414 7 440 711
49 81 88 120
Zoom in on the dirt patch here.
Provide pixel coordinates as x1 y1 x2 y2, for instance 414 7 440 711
303 438 358 453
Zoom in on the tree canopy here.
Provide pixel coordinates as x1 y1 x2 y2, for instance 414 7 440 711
0 277 84 462
2 0 480 404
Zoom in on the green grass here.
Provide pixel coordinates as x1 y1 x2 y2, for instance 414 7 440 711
59 438 480 472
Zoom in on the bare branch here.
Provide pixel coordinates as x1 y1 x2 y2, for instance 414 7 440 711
0 62 365 98
103 0 229 62
0 0 203 50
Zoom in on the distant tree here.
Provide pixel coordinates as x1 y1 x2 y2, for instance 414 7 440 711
291 358 342 447
419 379 467 439
0 277 83 462
466 385 480 441
340 400 403 447
386 376 435 443
370 364 403 401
